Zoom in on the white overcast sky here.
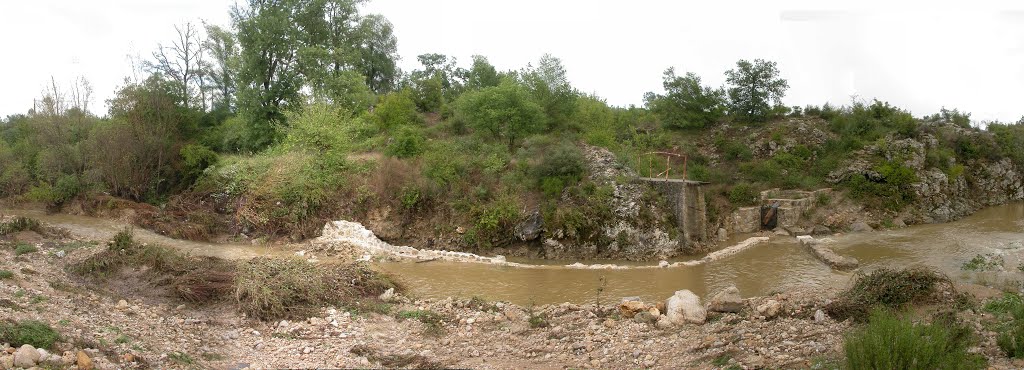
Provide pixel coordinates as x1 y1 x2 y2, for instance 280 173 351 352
3 0 1024 123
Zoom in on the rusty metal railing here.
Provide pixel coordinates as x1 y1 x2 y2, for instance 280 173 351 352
640 151 687 181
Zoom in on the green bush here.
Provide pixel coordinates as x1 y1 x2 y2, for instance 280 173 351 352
728 183 759 206
533 142 585 196
0 217 42 235
180 144 218 187
962 253 1003 272
373 89 420 129
469 198 520 249
385 127 426 158
982 293 1024 358
844 309 984 370
844 160 918 211
0 320 60 349
716 137 753 161
0 270 12 279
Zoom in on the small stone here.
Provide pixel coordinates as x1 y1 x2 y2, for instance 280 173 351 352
122 353 135 363
379 288 395 302
655 316 673 330
76 350 93 370
116 300 129 310
302 347 312 354
603 319 616 328
814 309 827 322
618 300 647 318
658 260 669 268
175 304 186 311
61 351 75 365
278 320 289 328
756 300 782 319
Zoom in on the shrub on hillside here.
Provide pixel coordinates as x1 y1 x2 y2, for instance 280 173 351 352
533 142 586 197
180 144 218 187
281 103 353 154
728 183 759 206
373 89 420 129
844 309 984 369
385 127 426 158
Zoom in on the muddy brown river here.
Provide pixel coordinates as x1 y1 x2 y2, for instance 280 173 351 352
5 203 1024 305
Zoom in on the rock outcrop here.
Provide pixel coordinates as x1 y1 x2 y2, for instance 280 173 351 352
828 133 1024 226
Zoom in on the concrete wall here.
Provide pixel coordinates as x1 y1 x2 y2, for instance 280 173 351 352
641 179 708 250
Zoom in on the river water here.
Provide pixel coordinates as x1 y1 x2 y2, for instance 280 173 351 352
5 203 1024 305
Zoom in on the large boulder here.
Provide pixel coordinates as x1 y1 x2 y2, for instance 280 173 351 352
706 286 744 313
514 211 544 241
13 344 39 368
665 290 706 325
850 221 873 233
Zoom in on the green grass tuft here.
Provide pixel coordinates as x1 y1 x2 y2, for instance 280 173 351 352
844 309 985 369
14 243 38 256
0 320 60 349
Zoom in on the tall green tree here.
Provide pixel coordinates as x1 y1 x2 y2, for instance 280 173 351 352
466 55 500 90
520 54 577 131
203 23 240 112
724 59 789 123
232 0 305 150
355 14 400 94
644 67 726 129
454 80 545 150
411 53 466 101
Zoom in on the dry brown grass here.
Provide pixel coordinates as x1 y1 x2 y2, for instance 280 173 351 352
234 257 400 320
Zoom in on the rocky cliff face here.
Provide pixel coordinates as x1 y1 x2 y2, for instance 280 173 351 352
539 145 682 261
829 131 1024 225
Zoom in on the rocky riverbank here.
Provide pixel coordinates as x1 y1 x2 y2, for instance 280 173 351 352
2 218 1023 369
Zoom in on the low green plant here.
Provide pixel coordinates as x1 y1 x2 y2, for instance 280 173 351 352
844 309 984 369
168 352 196 366
0 217 41 236
728 183 758 206
0 320 60 349
397 310 446 336
526 299 549 329
14 243 38 256
0 270 12 279
962 253 1004 272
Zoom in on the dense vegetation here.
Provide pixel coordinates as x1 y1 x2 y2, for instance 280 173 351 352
2 0 1023 248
